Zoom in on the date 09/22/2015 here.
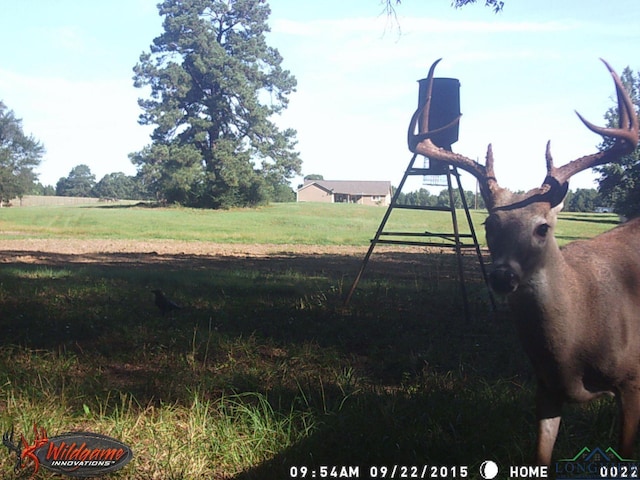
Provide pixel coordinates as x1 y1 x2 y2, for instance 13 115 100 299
288 465 470 479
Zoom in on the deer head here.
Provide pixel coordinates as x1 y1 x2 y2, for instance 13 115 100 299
409 59 639 294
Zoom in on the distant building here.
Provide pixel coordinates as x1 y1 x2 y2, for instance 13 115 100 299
296 180 392 206
594 206 614 213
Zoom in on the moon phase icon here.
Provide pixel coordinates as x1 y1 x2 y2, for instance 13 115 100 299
479 460 499 479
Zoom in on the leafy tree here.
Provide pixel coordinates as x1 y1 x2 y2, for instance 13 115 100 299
436 188 477 208
267 181 295 202
395 187 482 209
595 67 640 218
400 188 435 207
31 182 55 196
132 0 301 208
56 164 96 197
451 0 504 11
130 143 206 204
304 174 324 181
565 188 601 212
0 101 45 205
92 172 139 200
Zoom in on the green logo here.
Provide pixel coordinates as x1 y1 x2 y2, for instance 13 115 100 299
555 446 638 479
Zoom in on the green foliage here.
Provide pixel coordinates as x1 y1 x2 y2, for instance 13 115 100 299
268 182 295 202
55 165 152 201
131 0 301 209
395 186 606 214
304 174 324 182
131 143 205 204
30 182 56 196
92 172 148 200
0 202 617 248
564 188 603 213
0 101 44 204
395 187 485 209
56 164 96 197
596 66 640 219
451 0 505 12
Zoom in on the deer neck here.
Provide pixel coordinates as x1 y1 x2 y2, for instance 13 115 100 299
508 236 579 349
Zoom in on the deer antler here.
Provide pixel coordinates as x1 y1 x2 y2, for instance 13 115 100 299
409 59 639 211
547 58 639 187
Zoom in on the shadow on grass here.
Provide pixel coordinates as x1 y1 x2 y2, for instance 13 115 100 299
80 201 161 209
0 247 552 478
560 214 620 226
0 248 502 380
234 382 535 479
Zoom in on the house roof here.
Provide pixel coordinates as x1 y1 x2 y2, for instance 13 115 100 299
299 180 391 195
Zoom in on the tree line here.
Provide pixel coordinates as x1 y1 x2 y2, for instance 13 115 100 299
49 163 295 202
394 186 606 213
54 165 148 200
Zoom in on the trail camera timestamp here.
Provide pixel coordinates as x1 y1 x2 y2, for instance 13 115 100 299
289 466 360 478
289 465 470 478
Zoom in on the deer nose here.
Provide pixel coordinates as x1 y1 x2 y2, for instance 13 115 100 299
489 267 520 294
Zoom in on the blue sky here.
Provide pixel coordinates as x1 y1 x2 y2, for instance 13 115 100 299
1 0 638 193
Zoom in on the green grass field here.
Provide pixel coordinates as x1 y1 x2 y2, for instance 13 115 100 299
0 201 619 245
0 203 624 479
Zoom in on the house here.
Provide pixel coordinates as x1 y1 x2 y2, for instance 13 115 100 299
296 180 392 206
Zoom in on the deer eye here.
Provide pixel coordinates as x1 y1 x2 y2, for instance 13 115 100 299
535 223 550 238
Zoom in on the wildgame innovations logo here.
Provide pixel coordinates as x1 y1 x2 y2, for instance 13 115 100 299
555 446 639 480
2 424 133 477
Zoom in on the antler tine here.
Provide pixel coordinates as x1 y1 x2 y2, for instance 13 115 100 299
545 141 554 172
408 59 501 208
418 58 441 135
407 59 462 148
549 59 639 186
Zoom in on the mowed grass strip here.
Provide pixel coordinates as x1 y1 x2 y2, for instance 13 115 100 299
0 202 438 244
0 202 619 245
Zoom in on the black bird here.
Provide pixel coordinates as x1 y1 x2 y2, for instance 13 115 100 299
152 289 181 315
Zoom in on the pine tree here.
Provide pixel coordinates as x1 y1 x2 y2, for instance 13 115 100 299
131 0 300 208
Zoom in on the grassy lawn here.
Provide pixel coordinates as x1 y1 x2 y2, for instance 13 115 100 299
0 203 623 479
0 202 619 246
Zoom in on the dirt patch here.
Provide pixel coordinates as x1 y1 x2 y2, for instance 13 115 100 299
0 238 450 264
0 239 369 259
0 238 488 285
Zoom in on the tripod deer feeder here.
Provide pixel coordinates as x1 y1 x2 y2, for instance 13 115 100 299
345 61 495 318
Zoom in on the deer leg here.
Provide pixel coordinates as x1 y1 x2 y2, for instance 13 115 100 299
534 382 563 466
617 387 640 459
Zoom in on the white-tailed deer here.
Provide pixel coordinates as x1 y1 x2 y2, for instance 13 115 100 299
408 59 640 465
